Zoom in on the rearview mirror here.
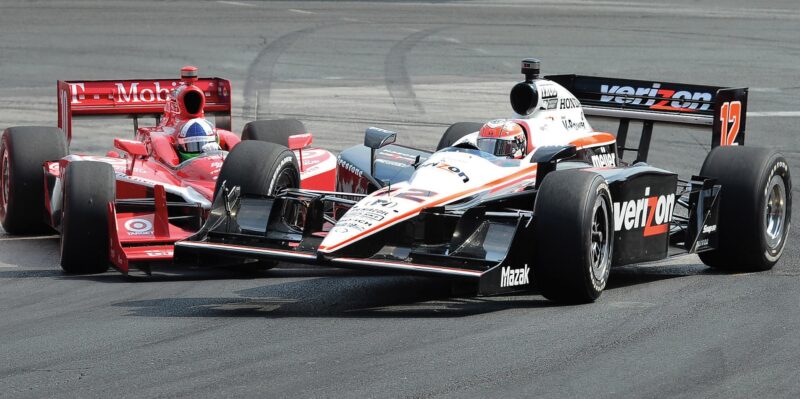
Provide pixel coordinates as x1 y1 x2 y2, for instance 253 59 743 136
364 127 397 150
287 133 313 151
114 138 148 157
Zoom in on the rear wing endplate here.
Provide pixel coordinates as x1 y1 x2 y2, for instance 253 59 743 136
546 74 747 162
57 77 231 143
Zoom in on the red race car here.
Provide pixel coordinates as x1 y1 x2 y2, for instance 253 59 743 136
0 66 336 275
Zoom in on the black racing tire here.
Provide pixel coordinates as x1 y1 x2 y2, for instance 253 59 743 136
435 122 482 151
533 169 614 303
215 140 300 197
241 118 306 147
0 126 68 234
698 146 791 271
60 161 115 274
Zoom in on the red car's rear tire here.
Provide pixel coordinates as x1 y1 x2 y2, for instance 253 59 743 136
0 126 67 234
436 122 483 151
60 161 115 274
241 118 306 147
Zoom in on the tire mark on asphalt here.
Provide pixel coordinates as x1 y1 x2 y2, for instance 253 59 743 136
242 25 324 121
384 27 445 116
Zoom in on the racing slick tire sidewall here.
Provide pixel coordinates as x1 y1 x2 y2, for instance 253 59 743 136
0 126 67 234
241 119 306 147
60 161 114 274
533 169 613 303
698 146 791 271
435 122 484 151
215 140 300 197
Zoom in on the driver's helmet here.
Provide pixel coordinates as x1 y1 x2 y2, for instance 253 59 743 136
176 118 217 162
477 119 527 159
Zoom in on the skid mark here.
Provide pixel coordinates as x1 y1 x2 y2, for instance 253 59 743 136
384 27 445 116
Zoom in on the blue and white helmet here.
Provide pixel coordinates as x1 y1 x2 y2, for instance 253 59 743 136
177 118 216 155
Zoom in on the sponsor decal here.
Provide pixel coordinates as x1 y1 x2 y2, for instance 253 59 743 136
337 157 363 178
69 81 172 104
420 161 470 183
613 188 675 236
600 83 712 112
561 118 587 131
702 224 717 234
124 218 153 236
375 159 409 168
267 156 294 194
591 153 616 168
144 249 172 257
539 84 558 100
559 98 581 109
500 264 530 288
543 98 558 110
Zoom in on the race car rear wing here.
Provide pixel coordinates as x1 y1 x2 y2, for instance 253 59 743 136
545 74 748 162
57 77 231 143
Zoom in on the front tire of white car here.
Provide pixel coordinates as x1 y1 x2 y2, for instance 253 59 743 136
533 169 613 303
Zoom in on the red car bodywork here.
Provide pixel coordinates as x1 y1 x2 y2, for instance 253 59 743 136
44 67 336 274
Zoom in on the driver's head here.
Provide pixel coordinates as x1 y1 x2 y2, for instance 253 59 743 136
176 118 217 162
477 119 527 159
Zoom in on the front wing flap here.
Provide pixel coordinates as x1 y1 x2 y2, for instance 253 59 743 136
174 185 536 295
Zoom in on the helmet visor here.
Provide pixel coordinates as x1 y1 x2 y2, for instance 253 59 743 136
178 136 215 153
477 138 518 157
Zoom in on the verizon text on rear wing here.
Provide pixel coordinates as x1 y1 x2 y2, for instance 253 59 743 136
546 74 747 160
57 77 231 143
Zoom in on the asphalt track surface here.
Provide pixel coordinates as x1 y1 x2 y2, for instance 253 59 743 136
1 1 799 397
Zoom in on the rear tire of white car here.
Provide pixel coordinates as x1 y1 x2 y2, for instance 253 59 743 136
435 122 483 151
698 146 791 271
241 118 306 147
0 126 67 234
533 169 613 303
60 161 114 274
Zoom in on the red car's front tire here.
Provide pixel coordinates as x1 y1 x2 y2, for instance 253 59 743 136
60 161 115 274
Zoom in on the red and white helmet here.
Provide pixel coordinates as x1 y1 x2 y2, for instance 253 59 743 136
477 119 527 159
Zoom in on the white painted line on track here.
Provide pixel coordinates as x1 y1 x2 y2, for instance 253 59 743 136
0 265 19 268
748 111 800 117
0 235 58 241
288 9 315 14
216 0 256 7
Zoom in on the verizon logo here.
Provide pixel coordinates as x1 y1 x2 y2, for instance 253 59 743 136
613 189 675 237
600 83 712 112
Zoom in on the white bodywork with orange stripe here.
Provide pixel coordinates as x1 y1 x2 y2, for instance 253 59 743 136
319 78 616 254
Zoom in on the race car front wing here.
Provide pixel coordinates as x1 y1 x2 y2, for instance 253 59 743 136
174 185 536 295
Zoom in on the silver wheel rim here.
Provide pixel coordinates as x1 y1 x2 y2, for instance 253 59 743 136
1 148 8 214
764 175 787 250
590 197 611 288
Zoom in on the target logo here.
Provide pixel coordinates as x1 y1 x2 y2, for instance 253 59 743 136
124 218 153 236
